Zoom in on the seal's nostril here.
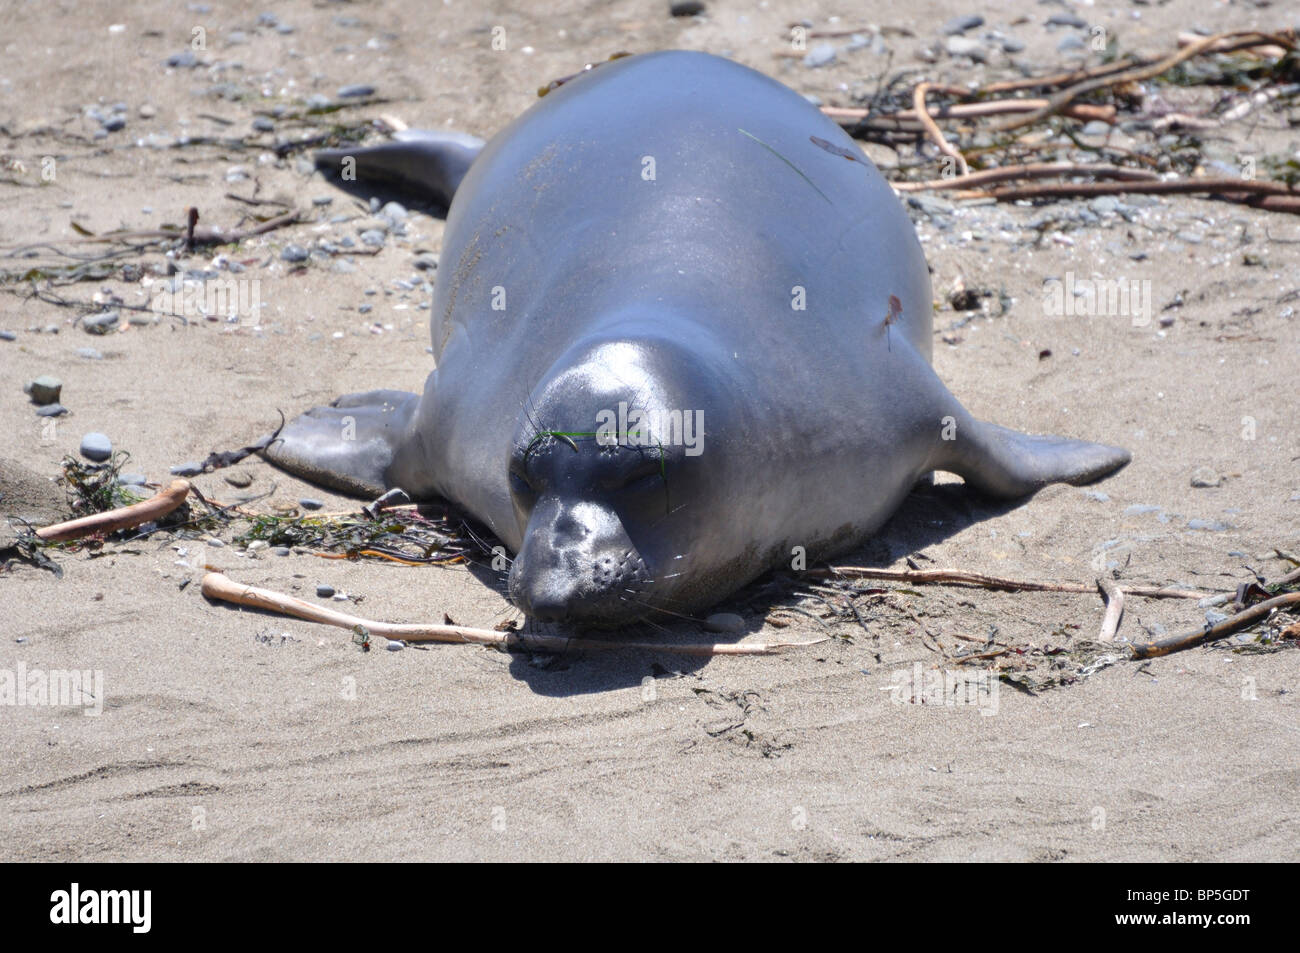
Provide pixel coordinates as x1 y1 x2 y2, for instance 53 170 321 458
526 592 570 623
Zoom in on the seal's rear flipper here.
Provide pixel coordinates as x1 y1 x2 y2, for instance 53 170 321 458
934 416 1130 498
260 390 419 498
315 130 484 208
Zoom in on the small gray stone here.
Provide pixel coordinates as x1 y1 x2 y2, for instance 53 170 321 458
281 244 310 262
670 1 705 15
1046 12 1088 28
803 44 836 68
360 229 386 247
166 50 198 68
251 116 275 132
27 375 62 405
1081 120 1111 137
83 310 120 334
101 115 126 132
80 432 112 462
170 461 205 476
1000 36 1026 53
703 612 744 633
0 330 15 341
224 470 253 488
1084 490 1110 502
1057 34 1085 52
35 403 68 417
272 546 291 556
337 83 375 98
385 639 405 651
76 347 103 360
945 36 988 62
299 498 324 511
1204 611 1229 625
1124 504 1162 516
941 14 984 36
1186 518 1229 532
117 473 148 486
413 254 439 271
1190 467 1222 488
316 584 335 598
305 93 332 110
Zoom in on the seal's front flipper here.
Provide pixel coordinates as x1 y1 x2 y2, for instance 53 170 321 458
315 130 484 208
261 390 419 498
932 413 1130 498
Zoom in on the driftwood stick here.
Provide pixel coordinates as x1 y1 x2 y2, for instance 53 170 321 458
913 82 969 176
1097 578 1126 642
811 565 1216 600
892 161 1160 192
967 178 1300 214
36 479 191 542
989 30 1298 133
200 573 825 657
1130 592 1300 659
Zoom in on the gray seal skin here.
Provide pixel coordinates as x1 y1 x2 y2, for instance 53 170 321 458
265 51 1130 624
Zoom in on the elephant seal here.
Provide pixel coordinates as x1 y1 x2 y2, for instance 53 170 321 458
266 51 1129 625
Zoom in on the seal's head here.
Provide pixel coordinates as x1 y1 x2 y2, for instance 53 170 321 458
505 334 731 625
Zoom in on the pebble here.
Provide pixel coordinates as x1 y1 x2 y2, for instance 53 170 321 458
945 36 988 62
281 244 310 263
35 403 67 417
80 432 112 462
247 540 269 552
337 83 375 98
272 547 291 556
83 310 120 334
1046 12 1088 28
251 116 275 132
316 584 335 598
0 330 15 341
138 103 157 119
1124 504 1162 516
803 44 836 68
1057 34 1084 52
413 254 439 271
670 1 705 15
1190 467 1222 488
1186 518 1229 532
224 471 253 488
385 640 405 652
360 229 386 247
305 93 332 110
166 50 199 68
1000 36 1026 54
1081 120 1111 137
1084 490 1110 502
26 375 62 404
941 14 984 35
117 473 148 486
1205 611 1229 626
170 461 205 476
299 498 324 511
77 347 103 360
703 612 744 633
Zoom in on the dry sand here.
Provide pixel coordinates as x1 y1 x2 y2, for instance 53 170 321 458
1 0 1297 861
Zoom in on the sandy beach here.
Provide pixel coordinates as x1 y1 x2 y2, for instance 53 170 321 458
1 0 1297 861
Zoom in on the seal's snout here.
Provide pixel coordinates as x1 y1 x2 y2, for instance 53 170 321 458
508 498 650 624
